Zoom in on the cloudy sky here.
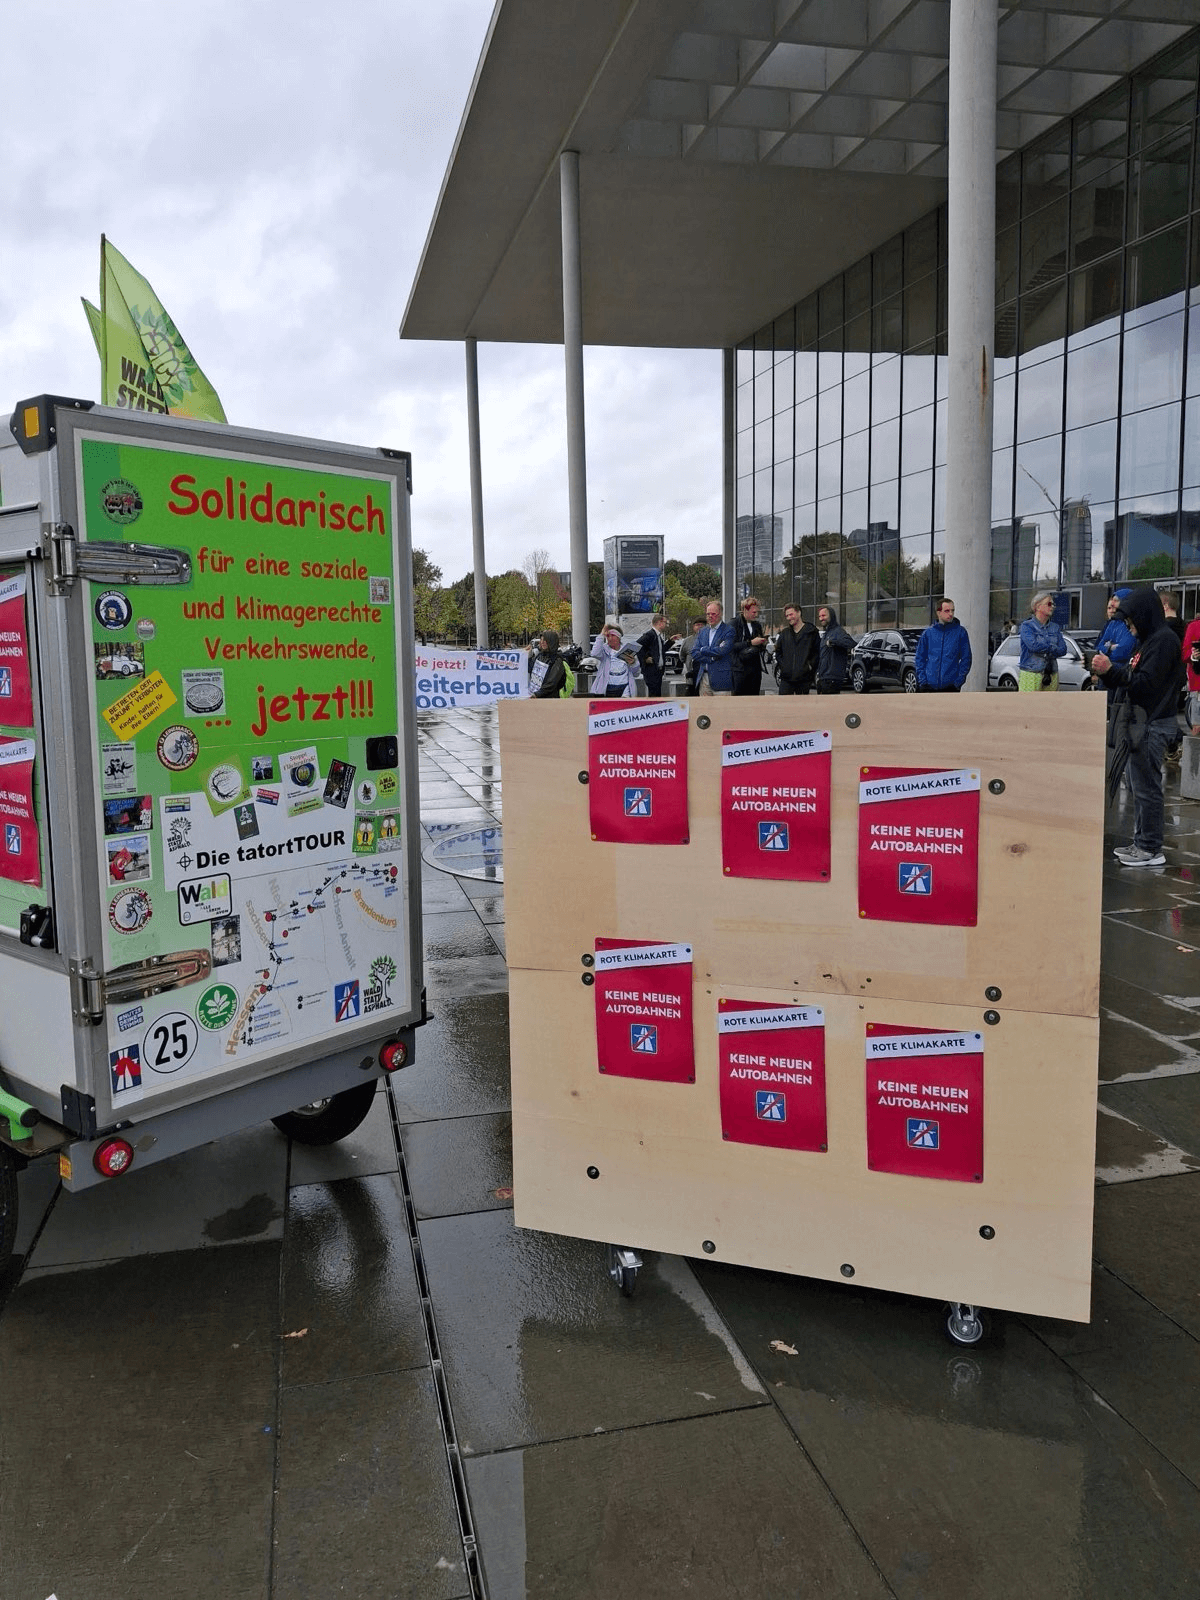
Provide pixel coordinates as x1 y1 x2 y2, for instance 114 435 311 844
2 0 721 584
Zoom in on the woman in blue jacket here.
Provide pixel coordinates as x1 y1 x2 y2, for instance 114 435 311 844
1018 591 1069 691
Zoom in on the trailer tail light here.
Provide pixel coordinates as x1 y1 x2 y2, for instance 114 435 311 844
93 1137 134 1178
379 1039 408 1073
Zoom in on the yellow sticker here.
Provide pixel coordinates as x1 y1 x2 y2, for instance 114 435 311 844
102 669 178 740
58 1153 73 1181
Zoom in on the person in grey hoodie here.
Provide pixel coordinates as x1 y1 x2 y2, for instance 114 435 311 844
816 606 854 694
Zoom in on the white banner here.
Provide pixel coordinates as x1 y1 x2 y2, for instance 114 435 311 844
718 1005 823 1033
594 942 692 971
414 647 528 710
588 699 689 738
866 1031 983 1059
720 730 832 767
859 768 981 805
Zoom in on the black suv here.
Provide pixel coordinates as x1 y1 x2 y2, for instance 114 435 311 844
849 628 922 693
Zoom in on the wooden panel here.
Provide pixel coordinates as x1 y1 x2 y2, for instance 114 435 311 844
510 970 1098 1322
500 694 1106 1017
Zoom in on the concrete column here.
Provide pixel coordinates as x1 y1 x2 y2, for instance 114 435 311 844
561 151 590 648
944 0 998 690
722 348 737 620
464 338 489 647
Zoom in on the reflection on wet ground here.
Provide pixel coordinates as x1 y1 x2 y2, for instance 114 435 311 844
1 706 1198 1598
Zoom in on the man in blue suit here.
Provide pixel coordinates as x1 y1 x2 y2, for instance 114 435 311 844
690 600 735 696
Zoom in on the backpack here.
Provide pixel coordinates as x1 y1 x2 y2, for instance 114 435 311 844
559 660 576 698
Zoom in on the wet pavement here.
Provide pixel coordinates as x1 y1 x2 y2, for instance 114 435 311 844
2 702 1198 1599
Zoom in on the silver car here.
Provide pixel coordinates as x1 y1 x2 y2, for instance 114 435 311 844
988 633 1090 690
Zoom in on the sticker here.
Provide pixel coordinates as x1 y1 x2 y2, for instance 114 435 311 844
588 700 689 846
94 590 132 630
101 742 138 798
116 1004 144 1033
95 642 145 680
211 914 242 966
157 724 200 772
136 618 156 641
324 759 355 808
102 669 177 739
110 1044 142 1093
100 477 143 526
899 861 932 895
233 801 259 839
593 938 694 1083
182 669 226 716
196 981 238 1031
858 767 982 927
255 787 279 806
103 795 154 835
865 1024 985 1182
376 770 398 799
177 871 233 925
251 755 275 782
0 736 39 886
718 1000 827 1152
353 812 378 853
363 954 396 1014
0 573 34 727
334 980 361 1021
356 778 377 806
369 576 392 604
163 809 193 857
106 834 151 884
721 729 832 883
109 886 153 933
204 760 248 814
376 810 401 850
142 1012 199 1074
280 745 322 816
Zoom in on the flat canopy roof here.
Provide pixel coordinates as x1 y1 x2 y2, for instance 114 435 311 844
402 0 1196 351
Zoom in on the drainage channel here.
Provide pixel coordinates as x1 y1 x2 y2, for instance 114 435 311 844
386 1079 487 1600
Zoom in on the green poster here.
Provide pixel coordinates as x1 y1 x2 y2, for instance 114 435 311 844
78 434 409 1106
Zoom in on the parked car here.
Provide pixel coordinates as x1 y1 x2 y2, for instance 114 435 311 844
849 628 923 693
988 633 1090 690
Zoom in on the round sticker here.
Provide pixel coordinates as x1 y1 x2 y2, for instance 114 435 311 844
94 591 132 630
356 779 377 805
290 761 316 788
101 478 143 526
108 887 153 933
206 764 242 804
185 681 224 714
197 982 239 1031
142 1011 199 1073
157 724 200 772
136 618 156 641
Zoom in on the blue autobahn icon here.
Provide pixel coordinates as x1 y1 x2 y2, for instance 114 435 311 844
906 1118 939 1149
898 860 932 895
0 667 10 697
758 821 789 852
755 1089 786 1121
631 1023 658 1054
5 824 19 855
624 787 652 817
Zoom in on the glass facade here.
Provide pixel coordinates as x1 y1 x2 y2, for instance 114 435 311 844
735 33 1200 642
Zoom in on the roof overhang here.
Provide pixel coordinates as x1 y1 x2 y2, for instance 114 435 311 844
401 0 1197 350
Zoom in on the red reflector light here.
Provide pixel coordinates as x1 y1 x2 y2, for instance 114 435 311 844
379 1039 408 1072
93 1137 134 1178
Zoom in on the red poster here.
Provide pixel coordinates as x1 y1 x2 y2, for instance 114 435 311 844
721 728 831 881
865 1023 984 1182
0 736 41 886
718 1000 827 1151
0 573 34 728
858 766 981 926
588 700 689 845
594 938 693 1082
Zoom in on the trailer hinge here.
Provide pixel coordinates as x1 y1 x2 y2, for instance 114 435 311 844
40 522 192 596
70 949 214 1025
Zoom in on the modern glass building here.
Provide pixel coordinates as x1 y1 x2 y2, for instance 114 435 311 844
735 34 1200 641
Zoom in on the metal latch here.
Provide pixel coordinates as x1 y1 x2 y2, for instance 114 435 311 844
41 523 192 595
70 950 213 1025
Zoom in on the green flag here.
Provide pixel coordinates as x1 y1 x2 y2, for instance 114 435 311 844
81 297 103 358
98 237 227 423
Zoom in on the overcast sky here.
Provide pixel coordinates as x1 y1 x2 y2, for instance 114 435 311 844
2 0 721 582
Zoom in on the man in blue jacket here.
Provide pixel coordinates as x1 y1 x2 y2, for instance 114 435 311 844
1093 589 1135 690
915 598 972 691
690 600 735 695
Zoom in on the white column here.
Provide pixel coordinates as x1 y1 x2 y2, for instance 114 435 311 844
722 349 737 620
944 0 998 690
464 338 489 647
561 151 590 648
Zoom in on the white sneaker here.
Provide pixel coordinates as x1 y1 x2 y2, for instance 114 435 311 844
1113 844 1137 859
1119 845 1166 867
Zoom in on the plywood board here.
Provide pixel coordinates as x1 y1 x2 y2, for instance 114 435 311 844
500 694 1106 1017
510 970 1098 1322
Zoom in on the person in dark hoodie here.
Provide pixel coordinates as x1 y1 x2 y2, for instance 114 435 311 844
1093 587 1185 868
527 630 568 699
816 605 855 694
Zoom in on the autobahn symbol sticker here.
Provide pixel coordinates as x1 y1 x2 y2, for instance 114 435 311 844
588 700 689 845
721 730 831 881
594 939 693 1082
865 1024 984 1182
858 767 981 926
719 1000 826 1151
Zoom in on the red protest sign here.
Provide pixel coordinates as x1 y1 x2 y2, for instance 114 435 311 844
0 573 34 728
721 728 831 881
588 700 689 845
718 999 827 1151
594 937 694 1082
865 1023 984 1182
0 736 41 886
858 766 981 926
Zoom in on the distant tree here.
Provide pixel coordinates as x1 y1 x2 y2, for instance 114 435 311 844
413 547 454 639
488 570 536 639
681 560 722 598
1129 551 1174 582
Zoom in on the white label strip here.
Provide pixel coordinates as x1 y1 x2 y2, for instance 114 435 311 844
720 730 832 767
859 769 980 805
0 737 35 765
594 942 692 971
588 699 689 737
0 572 26 606
866 1031 983 1059
718 1005 824 1033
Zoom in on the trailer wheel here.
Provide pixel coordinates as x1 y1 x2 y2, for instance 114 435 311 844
271 1081 379 1145
944 1302 988 1346
0 1148 18 1269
